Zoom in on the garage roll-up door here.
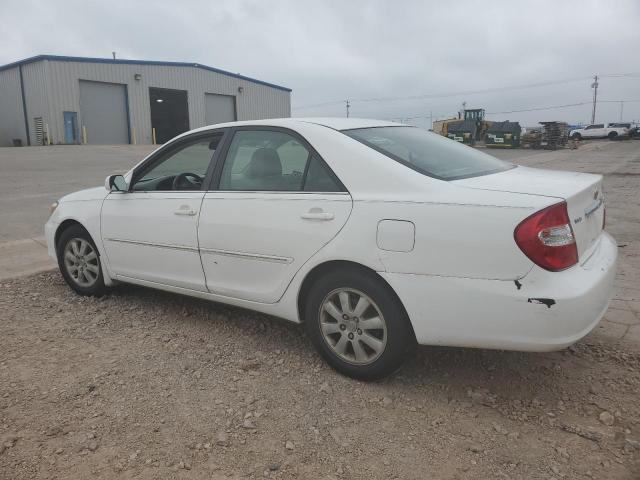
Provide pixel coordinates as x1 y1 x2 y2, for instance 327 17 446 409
205 93 236 126
79 80 129 144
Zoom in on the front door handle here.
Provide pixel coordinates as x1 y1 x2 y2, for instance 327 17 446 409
301 208 334 221
174 205 197 216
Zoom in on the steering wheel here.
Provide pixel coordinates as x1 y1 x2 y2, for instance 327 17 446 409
172 172 203 190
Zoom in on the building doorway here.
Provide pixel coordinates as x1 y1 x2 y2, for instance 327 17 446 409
205 93 236 125
63 111 78 144
149 87 189 144
79 81 129 144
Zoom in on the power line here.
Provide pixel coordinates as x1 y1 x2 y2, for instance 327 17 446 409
293 73 638 111
599 73 640 78
386 99 640 123
353 77 592 104
294 75 594 110
293 99 346 110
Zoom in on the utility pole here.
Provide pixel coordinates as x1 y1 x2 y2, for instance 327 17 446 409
620 101 624 122
112 51 116 60
345 99 350 118
591 75 599 124
429 110 433 130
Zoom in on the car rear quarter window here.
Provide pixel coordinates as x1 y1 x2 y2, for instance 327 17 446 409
344 126 513 180
304 155 343 192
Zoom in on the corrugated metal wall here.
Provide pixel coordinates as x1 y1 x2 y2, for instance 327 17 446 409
37 59 291 145
21 61 52 145
0 68 26 146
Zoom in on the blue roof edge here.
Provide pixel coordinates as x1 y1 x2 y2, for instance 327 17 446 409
0 54 292 92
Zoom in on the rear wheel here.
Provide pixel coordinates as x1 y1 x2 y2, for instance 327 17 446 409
608 131 618 140
304 267 415 380
56 225 106 296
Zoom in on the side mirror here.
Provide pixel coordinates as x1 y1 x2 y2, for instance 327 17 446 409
105 174 128 192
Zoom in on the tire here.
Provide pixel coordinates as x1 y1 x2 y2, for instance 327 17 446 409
56 224 106 296
571 133 581 140
608 131 618 140
304 267 415 380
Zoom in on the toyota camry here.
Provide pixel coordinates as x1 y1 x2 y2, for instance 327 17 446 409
45 118 617 379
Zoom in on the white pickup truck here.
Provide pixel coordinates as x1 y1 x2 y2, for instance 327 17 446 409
570 123 629 140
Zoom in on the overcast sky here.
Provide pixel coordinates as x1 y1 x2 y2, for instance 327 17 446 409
1 0 639 127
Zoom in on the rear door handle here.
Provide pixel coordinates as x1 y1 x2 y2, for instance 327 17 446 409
301 209 334 221
174 205 197 216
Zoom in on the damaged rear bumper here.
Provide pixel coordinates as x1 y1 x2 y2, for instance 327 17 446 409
380 232 617 352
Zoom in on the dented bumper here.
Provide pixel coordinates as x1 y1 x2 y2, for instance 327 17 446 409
380 232 617 352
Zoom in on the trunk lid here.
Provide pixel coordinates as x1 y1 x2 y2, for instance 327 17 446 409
453 166 605 261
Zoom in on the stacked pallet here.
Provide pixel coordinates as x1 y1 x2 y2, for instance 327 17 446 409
539 122 569 150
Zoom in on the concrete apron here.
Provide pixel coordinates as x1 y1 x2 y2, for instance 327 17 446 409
0 236 56 281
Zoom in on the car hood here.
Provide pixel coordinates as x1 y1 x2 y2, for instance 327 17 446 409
60 186 108 203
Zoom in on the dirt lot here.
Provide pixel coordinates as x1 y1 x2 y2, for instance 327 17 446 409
1 140 640 479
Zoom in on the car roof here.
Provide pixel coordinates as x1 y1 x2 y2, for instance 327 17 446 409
185 117 402 136
294 117 401 130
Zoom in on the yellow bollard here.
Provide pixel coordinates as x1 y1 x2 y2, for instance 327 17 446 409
82 126 87 144
45 123 50 145
132 127 137 145
152 127 157 145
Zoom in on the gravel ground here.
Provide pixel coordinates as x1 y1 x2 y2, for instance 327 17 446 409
1 272 639 479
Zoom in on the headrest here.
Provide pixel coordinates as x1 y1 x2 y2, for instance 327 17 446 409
245 148 282 178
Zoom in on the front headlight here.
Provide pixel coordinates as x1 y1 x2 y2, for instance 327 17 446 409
49 201 59 214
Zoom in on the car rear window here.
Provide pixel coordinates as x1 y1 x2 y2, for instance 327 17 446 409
343 126 514 180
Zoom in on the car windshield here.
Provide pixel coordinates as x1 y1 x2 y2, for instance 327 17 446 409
343 126 514 180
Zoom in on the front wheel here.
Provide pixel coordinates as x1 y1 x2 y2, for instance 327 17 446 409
56 225 106 296
608 131 618 140
304 268 415 380
571 133 581 140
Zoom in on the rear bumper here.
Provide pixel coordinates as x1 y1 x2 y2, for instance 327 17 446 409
381 232 617 352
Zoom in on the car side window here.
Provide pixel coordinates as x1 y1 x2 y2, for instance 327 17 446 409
132 134 223 191
219 130 308 191
218 129 345 192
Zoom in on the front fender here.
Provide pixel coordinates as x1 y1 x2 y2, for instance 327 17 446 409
46 198 116 286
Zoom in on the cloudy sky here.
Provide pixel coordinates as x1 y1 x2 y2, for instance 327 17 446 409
1 0 639 127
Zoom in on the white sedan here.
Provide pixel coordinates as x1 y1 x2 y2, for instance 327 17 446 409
45 118 617 380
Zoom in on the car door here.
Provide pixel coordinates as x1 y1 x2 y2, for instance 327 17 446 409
585 124 604 138
101 131 226 291
198 127 353 303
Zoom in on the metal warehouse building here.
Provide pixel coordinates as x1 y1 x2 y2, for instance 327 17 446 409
0 55 291 147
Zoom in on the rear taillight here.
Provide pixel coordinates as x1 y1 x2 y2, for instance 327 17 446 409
514 201 578 272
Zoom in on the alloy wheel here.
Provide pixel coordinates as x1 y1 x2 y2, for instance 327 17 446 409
63 238 99 287
318 288 387 365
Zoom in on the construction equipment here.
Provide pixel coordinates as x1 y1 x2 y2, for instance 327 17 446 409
434 108 491 141
432 117 460 136
463 108 492 141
